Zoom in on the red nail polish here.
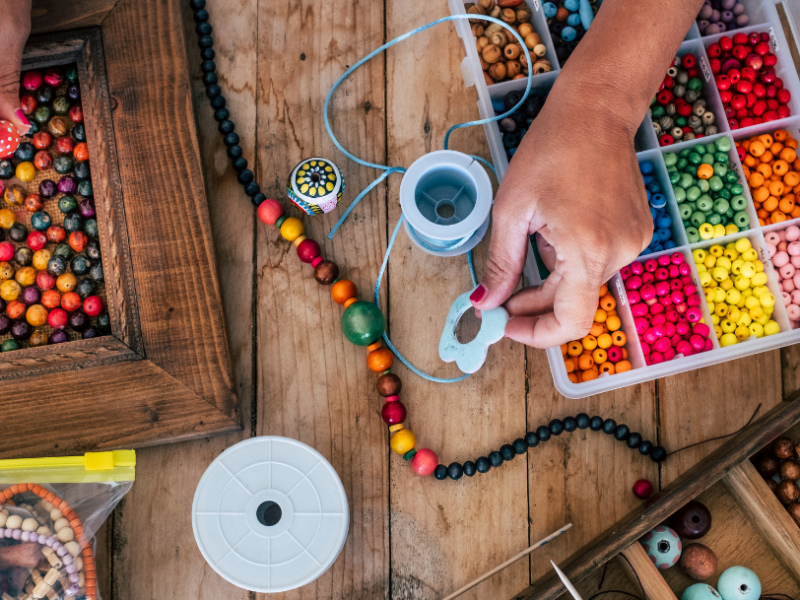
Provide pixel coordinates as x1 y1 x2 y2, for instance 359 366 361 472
13 109 30 129
469 284 486 303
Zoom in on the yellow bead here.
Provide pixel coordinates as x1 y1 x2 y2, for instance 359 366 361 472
693 249 707 263
15 161 36 182
699 272 713 287
32 250 51 271
699 223 715 240
720 332 738 347
293 235 307 247
710 245 724 257
754 259 765 273
0 209 15 229
720 279 733 291
724 248 739 261
751 272 768 287
712 267 729 282
742 248 758 261
749 322 764 337
756 313 771 326
704 255 717 269
714 324 723 338
731 259 744 275
759 292 775 308
765 321 781 336
710 314 720 325
721 318 736 333
714 303 729 317
716 256 732 271
740 262 756 278
280 217 304 242
388 423 404 433
713 224 726 238
15 266 36 287
752 286 769 299
750 306 764 321
390 429 416 455
744 296 760 309
736 312 752 327
725 223 739 236
726 289 741 305
735 325 750 340
734 238 752 253
697 264 708 274
742 287 753 297
0 279 21 301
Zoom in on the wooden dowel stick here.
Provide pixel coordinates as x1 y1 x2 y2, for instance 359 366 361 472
441 523 573 600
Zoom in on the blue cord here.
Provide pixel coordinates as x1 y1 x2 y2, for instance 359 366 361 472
324 13 533 382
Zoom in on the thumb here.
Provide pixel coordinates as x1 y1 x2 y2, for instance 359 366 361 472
470 212 530 311
0 74 30 138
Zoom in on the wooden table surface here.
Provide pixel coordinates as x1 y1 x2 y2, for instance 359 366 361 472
92 1 800 599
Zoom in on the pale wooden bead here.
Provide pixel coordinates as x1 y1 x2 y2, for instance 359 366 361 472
73 556 83 571
78 572 85 586
50 509 63 521
46 589 59 600
31 569 43 584
22 517 39 531
32 580 50 599
489 5 500 17
533 44 547 57
37 526 51 535
25 581 35 595
44 568 60 586
0 512 7 527
45 551 63 570
41 501 53 512
56 527 75 542
54 517 70 532
65 541 81 557
6 514 22 529
3 592 15 600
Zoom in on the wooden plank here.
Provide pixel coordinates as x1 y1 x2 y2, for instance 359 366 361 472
254 0 389 598
617 543 677 600
106 0 256 597
384 4 528 599
722 460 800 583
94 520 112 600
30 0 120 35
526 347 658 586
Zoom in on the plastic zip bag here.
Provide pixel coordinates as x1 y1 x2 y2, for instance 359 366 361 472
0 450 135 600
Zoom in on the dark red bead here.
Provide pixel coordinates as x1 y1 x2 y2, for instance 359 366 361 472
707 43 721 58
755 41 770 56
670 500 712 539
657 90 673 105
719 36 733 51
778 88 791 105
681 53 697 68
733 32 748 45
314 260 339 285
296 238 321 264
381 400 407 425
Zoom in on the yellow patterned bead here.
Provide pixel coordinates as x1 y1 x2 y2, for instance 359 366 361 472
280 217 304 242
293 235 306 247
390 429 416 455
388 424 404 433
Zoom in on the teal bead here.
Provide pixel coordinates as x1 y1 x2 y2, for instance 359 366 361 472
716 566 760 600
275 215 286 228
680 147 693 157
715 136 732 152
640 526 682 569
682 584 722 600
341 301 385 346
403 448 417 461
731 195 747 210
708 176 723 192
725 208 734 219
687 77 703 91
1 339 20 352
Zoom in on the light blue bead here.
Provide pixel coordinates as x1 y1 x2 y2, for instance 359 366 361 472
655 213 672 228
717 567 761 600
640 526 682 570
567 13 582 26
543 2 557 18
492 99 506 113
564 0 579 11
640 161 654 174
561 26 577 42
682 584 722 600
579 0 594 29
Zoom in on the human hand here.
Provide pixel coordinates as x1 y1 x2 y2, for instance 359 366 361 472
0 0 32 139
470 85 652 348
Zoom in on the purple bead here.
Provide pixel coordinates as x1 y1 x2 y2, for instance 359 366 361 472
4 529 12 538
57 546 68 557
698 3 713 19
66 564 77 574
21 531 30 541
57 175 77 194
69 584 80 594
12 529 21 540
721 0 736 9
721 9 734 21
69 572 80 584
78 198 95 218
46 536 55 546
0 314 10 336
63 554 73 565
30 532 38 542
733 2 745 15
52 541 63 550
22 286 40 305
50 330 70 344
736 14 749 26
39 179 57 198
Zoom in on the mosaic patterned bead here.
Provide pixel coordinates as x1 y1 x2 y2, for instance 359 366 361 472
640 526 682 570
287 157 344 215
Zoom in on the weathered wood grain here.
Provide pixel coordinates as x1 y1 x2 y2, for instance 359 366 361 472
617 543 677 600
30 0 120 35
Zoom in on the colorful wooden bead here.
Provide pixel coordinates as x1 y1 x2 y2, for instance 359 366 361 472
341 301 385 346
411 448 438 476
367 348 394 372
280 217 304 241
314 259 339 285
632 479 653 499
296 238 321 263
0 120 19 158
679 543 717 581
287 158 344 215
640 526 682 569
670 500 711 539
376 373 401 396
390 428 415 455
257 198 284 225
331 279 357 304
682 584 722 600
716 566 760 600
381 400 406 425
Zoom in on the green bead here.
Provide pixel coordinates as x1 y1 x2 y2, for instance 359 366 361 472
716 188 731 201
688 152 702 166
715 152 729 164
705 143 716 155
725 170 740 184
734 211 750 228
670 171 681 185
677 158 689 170
708 213 722 225
731 195 747 210
691 212 707 227
688 77 703 91
652 106 665 118
403 449 417 461
680 173 695 189
676 116 687 127
730 184 744 196
275 215 286 228
697 196 713 212
725 208 734 219
701 154 715 165
713 198 729 214
715 136 732 152
708 176 723 192
697 179 709 193
341 301 385 346
686 186 701 202
679 147 693 157
674 187 686 203
686 227 700 243
679 204 692 220
713 163 727 177
664 153 677 167
1 339 19 352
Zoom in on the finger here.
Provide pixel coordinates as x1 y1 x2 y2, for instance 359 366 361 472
535 232 557 272
0 83 30 136
471 212 530 311
503 272 560 317
504 315 540 345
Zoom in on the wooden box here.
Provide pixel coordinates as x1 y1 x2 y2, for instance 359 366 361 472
0 3 240 457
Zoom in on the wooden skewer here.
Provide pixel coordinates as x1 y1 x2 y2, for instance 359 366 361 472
441 523 573 600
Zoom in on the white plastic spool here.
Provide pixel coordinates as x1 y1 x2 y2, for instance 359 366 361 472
399 150 492 256
191 437 349 593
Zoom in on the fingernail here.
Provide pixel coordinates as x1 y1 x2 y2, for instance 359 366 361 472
469 284 486 303
13 109 30 132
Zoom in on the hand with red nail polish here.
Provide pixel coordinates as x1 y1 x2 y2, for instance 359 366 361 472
0 0 33 137
469 0 703 348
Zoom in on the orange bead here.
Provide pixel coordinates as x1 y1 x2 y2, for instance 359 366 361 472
599 284 608 297
367 348 394 372
606 315 622 332
581 334 597 351
331 279 357 304
598 363 615 375
756 163 772 178
615 360 632 373
594 308 607 323
589 323 604 337
748 172 765 188
581 368 599 382
749 140 766 157
566 341 582 357
697 164 714 179
752 186 770 202
771 212 787 224
612 331 627 346
560 343 567 356
599 294 616 311
592 348 607 364
763 196 779 212
367 341 382 353
785 171 800 187
597 333 613 349
577 354 594 370
774 129 789 142
343 297 357 309
769 180 785 196
759 133 774 147
779 197 796 214
564 358 576 373
568 372 579 384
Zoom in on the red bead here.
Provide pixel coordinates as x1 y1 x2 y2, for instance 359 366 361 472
777 105 791 119
732 32 748 46
681 53 696 68
657 90 673 105
661 75 674 89
0 242 13 262
296 238 321 263
735 79 752 94
754 41 770 56
22 70 43 91
55 137 74 155
676 103 692 117
83 296 104 317
727 68 741 84
411 449 438 477
36 271 55 291
26 231 46 251
709 58 721 74
659 134 674 147
728 118 739 130
753 83 766 98
719 36 733 52
732 45 749 61
381 400 407 425
719 90 733 104
715 74 730 91
32 132 51 150
763 110 778 122
48 308 68 330
19 95 37 115
707 43 721 58
68 105 83 124
778 89 791 105
740 116 755 128
744 53 763 71
44 68 63 87
69 231 88 252
767 98 779 110
0 120 20 159
257 198 284 225
730 95 746 111
741 66 756 82
752 100 767 116
633 479 653 499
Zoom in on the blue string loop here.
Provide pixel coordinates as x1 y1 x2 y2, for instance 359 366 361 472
323 13 533 382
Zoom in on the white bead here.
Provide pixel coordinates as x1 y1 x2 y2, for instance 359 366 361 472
6 515 22 529
65 541 81 557
49 509 63 521
41 501 53 511
37 526 51 535
22 517 39 532
45 552 62 570
32 580 50 599
0 512 7 527
56 527 75 543
44 568 60 586
31 569 43 584
73 556 83 571
78 572 85 586
53 517 70 532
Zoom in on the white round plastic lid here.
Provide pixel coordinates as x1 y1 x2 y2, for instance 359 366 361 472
192 436 349 593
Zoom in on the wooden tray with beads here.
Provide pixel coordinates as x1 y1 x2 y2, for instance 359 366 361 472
0 23 239 457
512 391 800 600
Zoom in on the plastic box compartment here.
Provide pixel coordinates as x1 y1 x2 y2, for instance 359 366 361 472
449 0 800 397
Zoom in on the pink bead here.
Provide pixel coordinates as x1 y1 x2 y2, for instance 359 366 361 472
411 448 438 476
687 307 703 323
642 273 655 285
625 275 642 290
635 317 649 334
684 284 697 296
652 314 666 326
671 252 685 265
643 328 658 344
788 305 800 320
651 302 665 315
631 303 649 317
640 285 656 301
774 251 790 268
671 291 685 305
631 262 644 275
668 264 680 279
661 294 673 307
786 226 800 242
704 338 714 352
680 275 693 285
783 291 792 306
655 267 669 281
794 290 800 305
297 239 321 263
675 302 688 314
666 310 680 323
670 334 683 347
676 321 691 336
676 340 693 356
792 255 800 268
664 322 676 337
653 324 666 338
257 198 284 225
645 259 658 272
627 290 641 304
607 346 623 362
679 263 692 276
671 279 683 291
657 254 671 267
789 242 800 256
693 322 710 338
650 351 664 364
620 265 633 279
690 334 706 350
654 338 671 352
779 229 787 242
765 231 781 245
767 242 777 258
795 273 800 289
23 70 43 90
783 279 796 292
639 342 650 356
663 347 677 361
311 256 323 268
779 241 788 252
780 263 796 279
687 294 701 307
655 282 670 296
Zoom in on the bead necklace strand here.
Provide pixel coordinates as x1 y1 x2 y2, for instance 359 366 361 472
188 0 667 480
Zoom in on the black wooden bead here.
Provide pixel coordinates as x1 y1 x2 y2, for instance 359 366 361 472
590 416 603 430
500 444 515 461
434 464 448 480
227 145 243 159
237 169 254 184
537 425 551 442
203 72 218 85
639 440 654 455
193 8 209 22
251 193 266 207
476 456 491 473
627 432 643 449
213 108 230 122
201 48 216 60
200 60 216 73
563 416 577 432
196 22 212 36
525 431 539 447
232 157 248 172
488 451 503 468
190 0 205 9
206 84 222 99
650 446 667 463
602 419 617 434
576 413 590 429
549 419 564 436
198 35 214 49
614 424 630 441
224 132 240 147
513 438 527 455
448 462 464 480
210 95 226 109
463 461 476 477
244 181 260 197
219 119 235 134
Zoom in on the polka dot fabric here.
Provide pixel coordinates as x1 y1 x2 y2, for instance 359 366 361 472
0 120 20 159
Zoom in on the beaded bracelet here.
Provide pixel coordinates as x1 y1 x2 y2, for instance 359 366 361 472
0 484 94 599
188 0 666 480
